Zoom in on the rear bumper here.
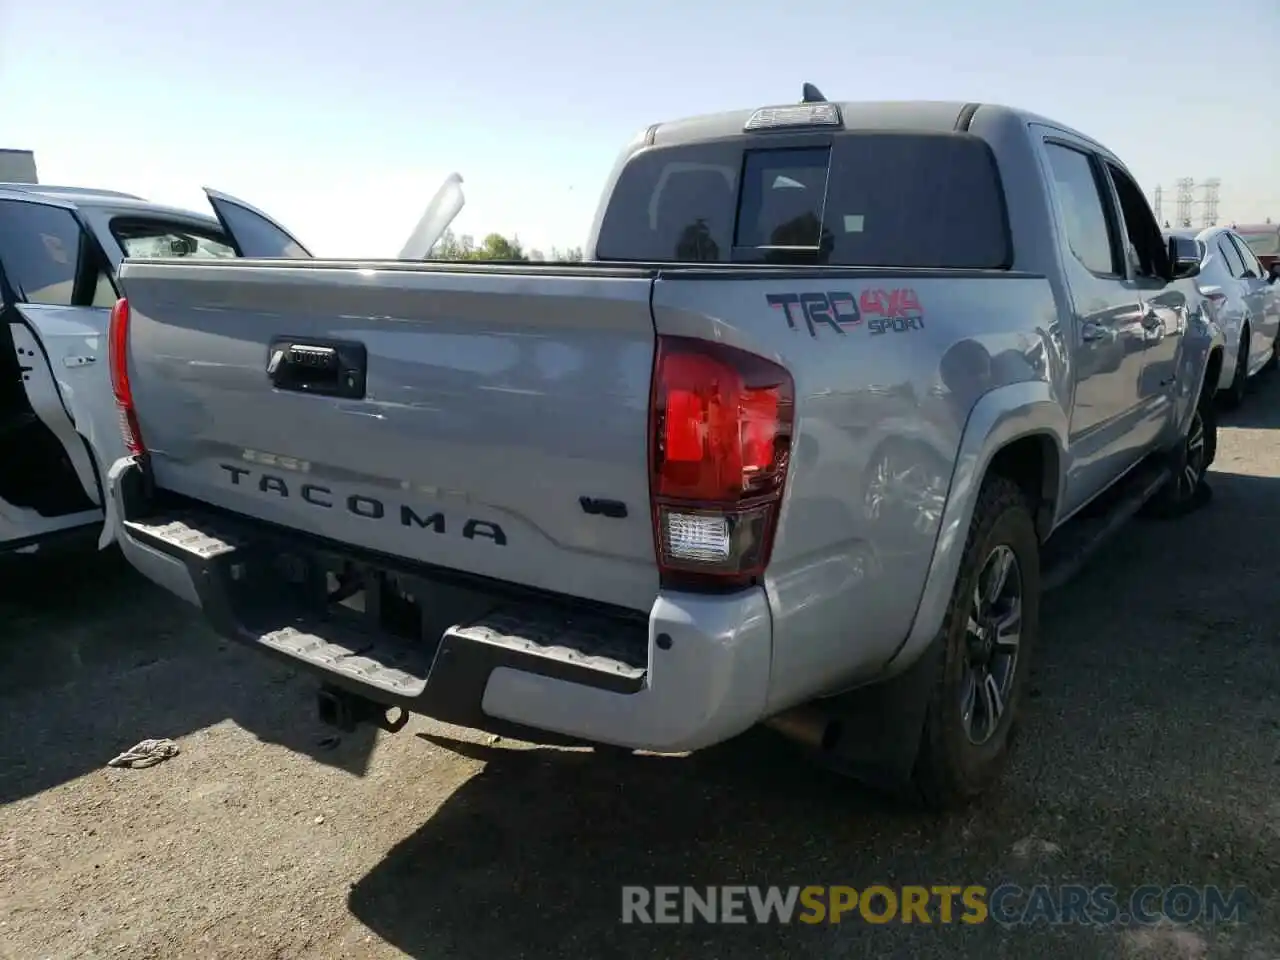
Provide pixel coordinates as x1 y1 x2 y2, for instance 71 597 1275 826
109 458 772 753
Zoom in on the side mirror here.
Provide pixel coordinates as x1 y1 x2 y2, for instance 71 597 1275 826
1268 262 1280 284
1168 235 1201 280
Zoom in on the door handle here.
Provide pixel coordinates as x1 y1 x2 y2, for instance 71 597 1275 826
267 338 367 399
1080 321 1113 343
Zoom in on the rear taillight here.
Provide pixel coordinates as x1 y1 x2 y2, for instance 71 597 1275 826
108 297 145 455
649 336 794 591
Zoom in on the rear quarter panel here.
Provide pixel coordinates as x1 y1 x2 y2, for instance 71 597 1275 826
653 270 1066 709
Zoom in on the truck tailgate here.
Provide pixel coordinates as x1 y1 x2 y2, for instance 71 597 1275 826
118 260 660 612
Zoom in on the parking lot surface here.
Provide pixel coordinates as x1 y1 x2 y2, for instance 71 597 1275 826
2 381 1279 960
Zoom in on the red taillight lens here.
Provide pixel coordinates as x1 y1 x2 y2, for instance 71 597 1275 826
649 336 794 590
108 297 145 455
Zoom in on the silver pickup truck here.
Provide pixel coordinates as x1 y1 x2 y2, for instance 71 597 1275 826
107 93 1223 809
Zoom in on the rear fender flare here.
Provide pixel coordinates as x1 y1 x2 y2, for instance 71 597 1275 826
882 380 1067 678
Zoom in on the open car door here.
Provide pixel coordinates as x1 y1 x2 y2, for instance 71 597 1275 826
0 196 113 553
202 188 313 259
399 172 466 259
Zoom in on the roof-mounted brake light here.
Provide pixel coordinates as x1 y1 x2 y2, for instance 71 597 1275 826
745 102 841 131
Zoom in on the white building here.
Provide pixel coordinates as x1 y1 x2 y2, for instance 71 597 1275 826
0 149 38 184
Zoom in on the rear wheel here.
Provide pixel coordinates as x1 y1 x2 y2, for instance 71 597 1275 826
912 475 1039 810
1223 327 1250 409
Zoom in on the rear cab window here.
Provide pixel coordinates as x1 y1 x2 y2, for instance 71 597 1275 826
595 130 1012 269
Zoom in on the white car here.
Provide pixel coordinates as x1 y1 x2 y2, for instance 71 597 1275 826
1164 226 1280 407
0 184 311 557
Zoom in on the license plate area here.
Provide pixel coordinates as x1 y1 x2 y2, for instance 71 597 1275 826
325 564 435 643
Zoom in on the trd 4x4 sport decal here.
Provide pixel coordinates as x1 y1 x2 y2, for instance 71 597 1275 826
767 288 925 338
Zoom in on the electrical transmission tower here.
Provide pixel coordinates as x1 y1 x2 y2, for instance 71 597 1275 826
1199 178 1221 228
1153 185 1163 224
1175 178 1195 228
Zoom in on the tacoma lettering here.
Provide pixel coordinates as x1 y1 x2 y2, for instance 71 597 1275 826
218 464 507 545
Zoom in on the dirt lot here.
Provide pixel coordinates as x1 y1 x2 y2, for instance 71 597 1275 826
3 383 1280 960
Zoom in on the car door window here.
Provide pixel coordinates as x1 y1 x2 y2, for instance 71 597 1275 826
1043 143 1121 276
1217 237 1248 279
205 190 311 259
112 218 237 260
1227 233 1263 279
0 200 83 305
1104 162 1169 281
0 200 119 309
90 268 117 307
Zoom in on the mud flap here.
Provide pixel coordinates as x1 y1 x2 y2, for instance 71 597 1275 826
767 636 943 799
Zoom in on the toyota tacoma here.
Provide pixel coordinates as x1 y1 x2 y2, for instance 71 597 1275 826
105 90 1223 808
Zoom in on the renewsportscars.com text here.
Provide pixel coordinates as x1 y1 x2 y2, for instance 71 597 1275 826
621 884 1254 926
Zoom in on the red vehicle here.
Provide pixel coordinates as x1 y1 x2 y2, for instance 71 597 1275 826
1233 221 1280 274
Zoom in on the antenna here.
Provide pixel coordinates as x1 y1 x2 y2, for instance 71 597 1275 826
801 83 827 104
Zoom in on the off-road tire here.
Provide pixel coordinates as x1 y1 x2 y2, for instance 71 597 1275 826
912 475 1040 810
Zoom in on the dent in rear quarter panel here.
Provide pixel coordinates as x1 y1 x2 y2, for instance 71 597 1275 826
121 263 662 613
652 272 1065 712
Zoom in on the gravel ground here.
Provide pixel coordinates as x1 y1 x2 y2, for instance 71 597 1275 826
2 380 1279 960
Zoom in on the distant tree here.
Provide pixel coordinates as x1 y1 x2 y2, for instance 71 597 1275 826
476 232 528 261
430 229 529 261
432 231 585 262
431 230 470 259
550 245 585 262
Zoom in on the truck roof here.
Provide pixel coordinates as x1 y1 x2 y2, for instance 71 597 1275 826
647 99 1111 155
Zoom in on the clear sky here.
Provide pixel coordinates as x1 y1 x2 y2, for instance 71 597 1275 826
2 0 1276 257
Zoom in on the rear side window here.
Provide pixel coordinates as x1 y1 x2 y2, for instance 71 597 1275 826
1042 143 1119 276
1228 233 1264 278
596 132 1011 269
112 219 237 260
1217 237 1247 278
0 200 84 305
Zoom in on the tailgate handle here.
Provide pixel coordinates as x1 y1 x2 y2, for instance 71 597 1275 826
267 339 367 399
